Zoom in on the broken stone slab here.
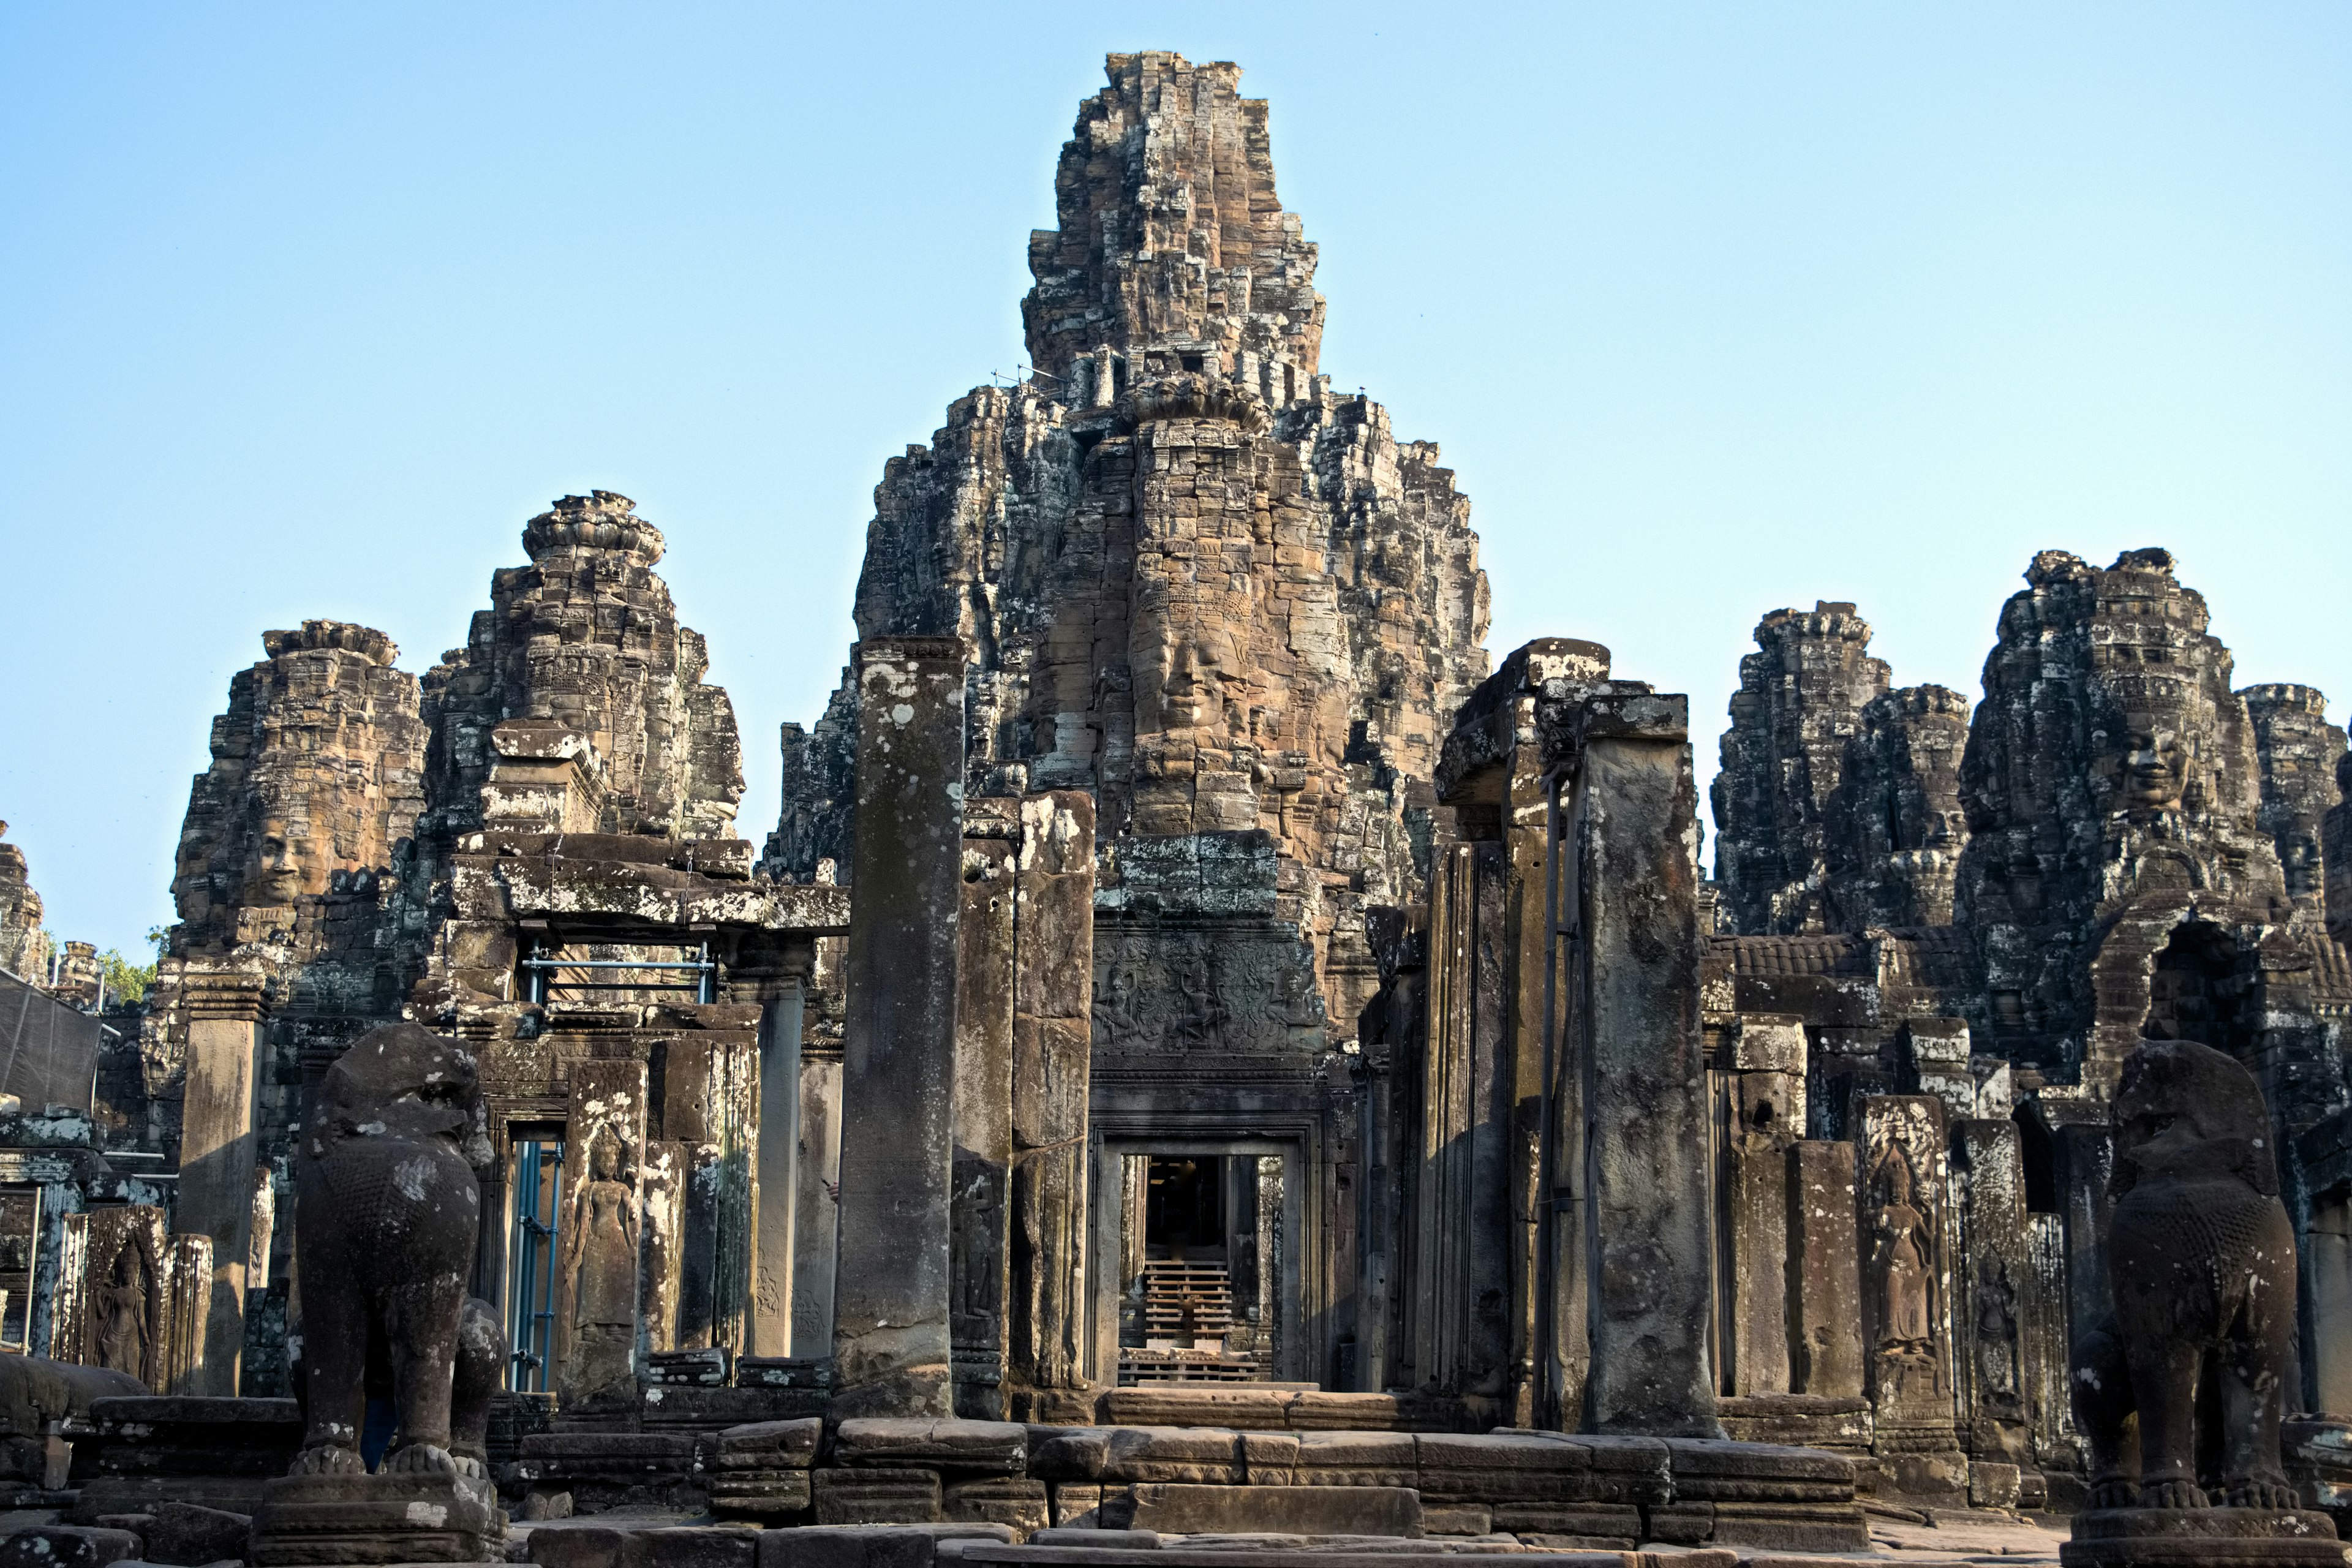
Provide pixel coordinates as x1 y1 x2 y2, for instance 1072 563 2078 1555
814 1469 946 1526
756 1524 1017 1568
646 1348 734 1387
835 1420 1027 1475
1095 1390 1299 1432
709 1466 815 1518
1026 1532 1161 1549
0 1527 143 1568
1711 1397 1871 1452
717 1419 824 1468
1414 1506 1489 1537
1488 1503 1641 1540
1237 1436 1298 1486
1658 1439 1854 1502
2060 1507 2346 1567
135 1502 250 1567
1282 1396 1405 1434
1029 1431 1110 1482
246 1470 504 1564
1287 1436 1415 1490
67 1480 270 1528
88 1397 304 1477
1411 1433 1588 1502
529 1523 763 1568
1700 1501 1871 1553
1098 1430 1243 1487
514 1433 701 1479
644 1387 824 1430
1123 1485 1420 1540
1046 1483 1104 1528
944 1479 1047 1535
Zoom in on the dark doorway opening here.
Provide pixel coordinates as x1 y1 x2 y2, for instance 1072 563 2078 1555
1145 1155 1226 1262
2143 920 2255 1060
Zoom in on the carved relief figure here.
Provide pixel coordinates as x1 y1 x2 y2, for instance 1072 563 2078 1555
559 1126 639 1403
2070 1039 2301 1510
1869 1144 1937 1358
94 1242 151 1380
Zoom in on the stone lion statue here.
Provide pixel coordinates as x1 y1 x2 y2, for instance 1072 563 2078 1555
291 1022 497 1477
2071 1038 2299 1510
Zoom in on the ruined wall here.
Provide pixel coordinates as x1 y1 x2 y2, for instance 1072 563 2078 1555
2242 683 2345 924
0 824 48 981
771 53 1490 1046
1953 548 2290 1087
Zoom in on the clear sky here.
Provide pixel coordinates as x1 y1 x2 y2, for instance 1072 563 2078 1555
4 2 2346 959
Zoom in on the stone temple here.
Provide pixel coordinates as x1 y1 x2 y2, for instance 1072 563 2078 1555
0 48 2348 1568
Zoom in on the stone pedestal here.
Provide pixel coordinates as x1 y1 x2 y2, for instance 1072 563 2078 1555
832 637 967 1419
2061 1506 2344 1567
247 1471 503 1564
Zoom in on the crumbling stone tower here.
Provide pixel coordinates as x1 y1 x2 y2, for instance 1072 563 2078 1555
1954 548 2291 1088
2243 682 2346 924
773 52 1490 1049
0 823 49 981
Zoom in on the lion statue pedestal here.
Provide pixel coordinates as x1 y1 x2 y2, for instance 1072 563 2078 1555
2062 1039 2343 1567
250 1023 508 1566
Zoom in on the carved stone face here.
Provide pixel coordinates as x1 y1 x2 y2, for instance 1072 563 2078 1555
1134 601 1243 741
244 815 310 907
2119 724 2188 814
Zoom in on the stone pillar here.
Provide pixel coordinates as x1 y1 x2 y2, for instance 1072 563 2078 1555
557 1060 648 1408
752 981 804 1355
831 636 966 1417
1861 1094 1967 1498
1954 1118 2035 1497
1788 1140 1866 1397
1566 689 1721 1436
952 798 1019 1417
2304 1195 2352 1415
178 971 266 1394
664 1036 758 1352
1724 1015 1806 1396
1008 791 1095 1416
639 1140 687 1354
790 1045 842 1358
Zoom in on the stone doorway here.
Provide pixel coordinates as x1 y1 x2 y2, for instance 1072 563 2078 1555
1094 1138 1303 1386
2141 919 2255 1058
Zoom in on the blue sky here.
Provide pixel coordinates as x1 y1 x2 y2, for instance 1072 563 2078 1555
3 2 2346 957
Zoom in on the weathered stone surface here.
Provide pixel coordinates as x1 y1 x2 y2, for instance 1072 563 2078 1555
0 1528 141 1568
1123 1484 1420 1537
832 638 967 1419
812 1468 945 1526
717 1419 822 1467
835 1419 1026 1474
756 1525 1016 1568
246 1470 502 1564
2062 1506 2344 1567
135 1502 250 1567
1828 684 1971 930
943 1477 1048 1534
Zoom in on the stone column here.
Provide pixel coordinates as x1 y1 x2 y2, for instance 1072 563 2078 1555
1789 1139 1866 1396
1009 790 1095 1417
1954 1118 2035 1491
790 1046 842 1357
1566 689 1721 1436
952 799 1019 1417
751 981 804 1355
1724 1016 1806 1396
831 636 966 1418
178 971 266 1394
